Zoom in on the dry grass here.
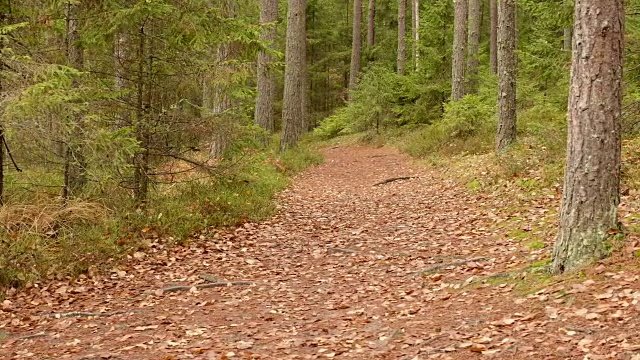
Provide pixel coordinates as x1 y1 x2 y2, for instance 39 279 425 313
0 201 108 236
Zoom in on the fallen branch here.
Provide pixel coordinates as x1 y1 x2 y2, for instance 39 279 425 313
16 332 47 341
162 281 254 293
49 310 130 318
327 247 359 254
373 176 418 186
413 256 488 276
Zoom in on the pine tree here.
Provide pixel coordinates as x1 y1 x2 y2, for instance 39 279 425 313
451 0 467 100
280 0 307 151
495 0 516 152
349 0 363 95
552 0 624 273
397 0 407 75
255 0 278 133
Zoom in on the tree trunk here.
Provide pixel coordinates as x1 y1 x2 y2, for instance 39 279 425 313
367 0 375 47
467 0 480 94
397 0 407 75
552 0 624 274
495 0 516 152
63 1 87 200
133 25 150 202
451 0 467 100
280 0 307 151
0 126 4 206
489 0 497 73
412 0 419 71
348 0 363 96
255 0 278 133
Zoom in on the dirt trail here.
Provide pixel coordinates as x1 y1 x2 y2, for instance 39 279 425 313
2 147 640 360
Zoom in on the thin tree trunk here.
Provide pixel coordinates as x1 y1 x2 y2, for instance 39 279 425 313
412 0 419 71
0 126 4 206
367 0 375 47
451 0 467 100
349 0 363 96
255 0 278 133
495 0 516 152
133 25 149 202
280 0 307 151
552 0 624 274
397 0 407 75
63 1 86 200
489 0 497 73
467 0 481 93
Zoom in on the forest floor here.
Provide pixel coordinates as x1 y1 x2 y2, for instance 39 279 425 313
2 146 640 360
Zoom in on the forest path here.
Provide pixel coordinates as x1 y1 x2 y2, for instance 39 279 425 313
2 146 640 360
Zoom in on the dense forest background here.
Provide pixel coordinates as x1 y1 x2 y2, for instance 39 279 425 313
0 0 636 285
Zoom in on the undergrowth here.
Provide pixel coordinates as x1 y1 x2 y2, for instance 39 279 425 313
0 139 322 288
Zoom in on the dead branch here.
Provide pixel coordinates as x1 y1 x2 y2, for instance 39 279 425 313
412 256 488 276
49 310 130 318
16 332 47 340
373 176 418 186
162 281 254 293
327 247 359 254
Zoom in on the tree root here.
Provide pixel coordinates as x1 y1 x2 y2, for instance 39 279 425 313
373 176 418 186
162 281 254 293
413 256 488 276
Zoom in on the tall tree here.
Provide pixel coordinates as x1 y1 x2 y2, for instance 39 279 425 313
397 0 407 75
552 0 624 273
411 0 419 71
349 0 363 95
495 0 516 152
280 0 307 151
489 0 497 73
255 0 278 133
63 0 86 199
367 0 375 47
451 0 467 100
466 0 480 93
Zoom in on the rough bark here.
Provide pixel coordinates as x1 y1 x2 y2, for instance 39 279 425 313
552 0 624 274
495 0 516 152
467 0 481 94
63 1 86 200
489 0 497 73
451 0 468 100
397 0 407 75
412 0 419 71
349 0 363 96
280 0 307 151
0 126 4 206
255 0 278 133
367 0 375 47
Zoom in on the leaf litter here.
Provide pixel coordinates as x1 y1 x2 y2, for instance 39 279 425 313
1 146 640 359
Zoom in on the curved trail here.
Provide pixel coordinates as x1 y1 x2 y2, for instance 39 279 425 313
2 147 640 359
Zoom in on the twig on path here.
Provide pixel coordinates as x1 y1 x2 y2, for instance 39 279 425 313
48 310 132 318
373 176 418 186
412 256 488 276
16 332 47 341
326 247 359 254
162 281 254 293
368 154 390 158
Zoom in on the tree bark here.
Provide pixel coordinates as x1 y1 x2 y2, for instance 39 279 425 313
349 0 363 96
412 0 419 71
467 0 481 94
397 0 407 75
451 0 467 100
552 0 624 274
63 1 87 200
280 0 307 151
255 0 278 133
495 0 516 152
489 0 497 73
367 0 375 47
